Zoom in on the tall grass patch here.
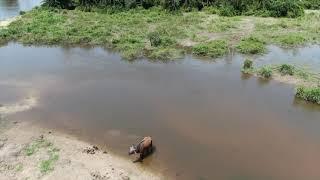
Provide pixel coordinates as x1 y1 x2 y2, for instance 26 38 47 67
259 66 273 79
236 36 266 54
193 39 228 58
296 86 320 104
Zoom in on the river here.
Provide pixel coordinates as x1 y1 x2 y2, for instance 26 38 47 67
1 43 320 180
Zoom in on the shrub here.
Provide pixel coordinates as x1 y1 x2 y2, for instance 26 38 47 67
41 0 305 17
19 11 26 15
296 86 320 104
236 36 266 54
259 66 273 79
242 58 254 73
243 59 253 69
218 5 237 17
162 0 180 11
42 0 74 9
279 64 295 76
193 40 228 58
301 0 320 9
148 32 161 47
268 0 304 18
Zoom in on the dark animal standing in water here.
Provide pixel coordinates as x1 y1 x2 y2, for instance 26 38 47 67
128 136 153 162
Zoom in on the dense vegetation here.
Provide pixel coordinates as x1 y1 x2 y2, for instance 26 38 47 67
301 0 320 10
1 7 320 60
42 0 305 17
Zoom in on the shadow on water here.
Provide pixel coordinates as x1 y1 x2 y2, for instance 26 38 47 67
0 43 320 179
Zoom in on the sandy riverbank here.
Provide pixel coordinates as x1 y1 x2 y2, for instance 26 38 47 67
0 99 163 180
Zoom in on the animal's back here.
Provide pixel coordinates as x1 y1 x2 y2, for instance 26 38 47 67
141 136 152 149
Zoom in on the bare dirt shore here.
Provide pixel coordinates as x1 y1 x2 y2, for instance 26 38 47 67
0 99 163 180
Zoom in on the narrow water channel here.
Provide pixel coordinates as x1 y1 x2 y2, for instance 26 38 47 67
1 43 320 179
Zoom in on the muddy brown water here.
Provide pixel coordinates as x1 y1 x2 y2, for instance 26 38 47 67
0 0 41 20
1 43 320 179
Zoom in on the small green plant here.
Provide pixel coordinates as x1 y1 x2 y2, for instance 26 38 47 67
259 66 273 79
296 86 320 104
279 64 295 75
148 32 161 47
236 37 266 54
243 59 253 69
242 58 254 73
25 138 52 156
15 164 23 172
193 40 228 58
40 154 59 173
39 146 60 174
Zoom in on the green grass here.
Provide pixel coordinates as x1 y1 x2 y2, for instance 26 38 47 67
279 64 295 75
40 154 59 173
25 138 52 156
271 64 320 83
258 66 273 79
192 39 228 58
2 7 320 60
296 86 320 104
15 163 23 172
252 12 320 47
39 146 60 174
275 33 307 47
236 36 266 54
1 7 217 60
208 16 241 33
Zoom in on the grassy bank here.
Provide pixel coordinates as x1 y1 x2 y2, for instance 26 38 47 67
242 60 320 104
1 8 320 60
242 61 320 85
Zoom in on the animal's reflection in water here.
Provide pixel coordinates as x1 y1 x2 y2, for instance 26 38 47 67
128 136 154 162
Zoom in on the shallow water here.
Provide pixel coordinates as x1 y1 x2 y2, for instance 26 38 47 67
1 43 320 179
0 0 41 20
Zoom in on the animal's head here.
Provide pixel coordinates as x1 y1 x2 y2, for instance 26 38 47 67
128 145 136 155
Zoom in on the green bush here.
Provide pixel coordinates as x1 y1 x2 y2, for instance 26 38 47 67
236 36 266 54
148 32 162 47
41 0 305 17
301 0 320 9
242 58 254 73
19 11 26 15
218 5 237 17
243 59 253 69
193 40 228 58
268 0 304 18
162 0 180 11
296 86 320 104
279 64 295 76
259 66 273 79
42 0 74 9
